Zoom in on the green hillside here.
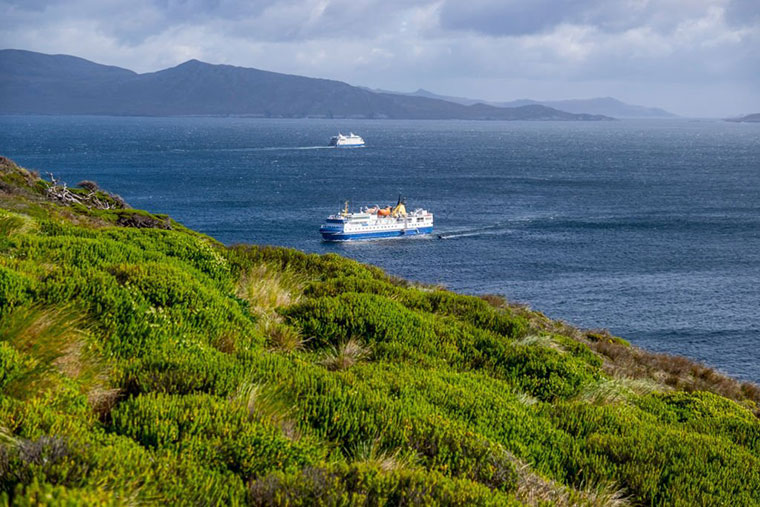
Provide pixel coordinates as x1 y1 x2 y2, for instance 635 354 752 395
1 155 759 505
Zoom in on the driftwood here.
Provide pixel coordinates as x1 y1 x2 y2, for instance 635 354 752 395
46 173 128 210
116 213 172 230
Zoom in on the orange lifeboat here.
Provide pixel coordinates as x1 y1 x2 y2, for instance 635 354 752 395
377 207 391 216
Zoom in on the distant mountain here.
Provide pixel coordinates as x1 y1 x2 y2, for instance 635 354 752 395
0 49 612 121
393 89 675 118
726 113 760 123
499 97 676 119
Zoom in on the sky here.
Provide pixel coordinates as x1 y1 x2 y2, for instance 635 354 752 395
1 0 758 117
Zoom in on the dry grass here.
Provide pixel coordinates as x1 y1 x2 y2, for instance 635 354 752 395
0 209 36 236
236 263 304 320
211 330 238 354
320 338 370 371
480 293 760 415
515 334 564 353
258 319 306 353
1 306 86 395
237 382 301 440
349 439 417 472
514 392 540 406
512 457 629 507
588 338 760 413
577 377 659 405
0 306 118 412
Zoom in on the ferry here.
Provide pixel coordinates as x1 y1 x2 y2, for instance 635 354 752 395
320 197 434 241
329 133 365 148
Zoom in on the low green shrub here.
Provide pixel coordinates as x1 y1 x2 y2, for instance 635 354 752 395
285 293 598 400
248 462 520 506
119 345 245 396
111 393 325 479
0 265 33 314
0 342 23 390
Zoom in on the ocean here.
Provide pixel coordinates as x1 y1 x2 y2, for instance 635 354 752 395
2 115 759 382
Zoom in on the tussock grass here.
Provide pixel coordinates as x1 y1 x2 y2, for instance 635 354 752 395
0 210 36 236
513 458 629 506
320 337 370 371
210 330 238 354
515 392 540 406
236 263 304 320
0 305 116 410
349 439 418 472
578 376 663 406
237 382 301 439
578 378 637 405
1 306 86 395
257 318 306 353
515 333 564 353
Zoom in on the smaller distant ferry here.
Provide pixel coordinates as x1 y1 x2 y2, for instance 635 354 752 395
329 133 365 148
320 197 434 241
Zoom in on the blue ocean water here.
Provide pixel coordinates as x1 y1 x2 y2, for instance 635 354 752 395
2 116 759 382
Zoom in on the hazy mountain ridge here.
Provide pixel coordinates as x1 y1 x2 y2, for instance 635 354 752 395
0 49 611 120
726 113 760 123
385 88 676 118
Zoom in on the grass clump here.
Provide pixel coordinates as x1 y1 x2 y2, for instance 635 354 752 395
320 337 370 371
259 319 306 353
236 263 304 319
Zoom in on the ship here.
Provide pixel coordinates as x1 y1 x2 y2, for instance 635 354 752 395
328 132 365 148
320 197 434 241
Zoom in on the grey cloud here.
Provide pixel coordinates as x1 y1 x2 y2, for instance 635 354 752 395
724 0 760 27
1 0 281 45
438 0 593 36
103 0 280 45
437 0 709 36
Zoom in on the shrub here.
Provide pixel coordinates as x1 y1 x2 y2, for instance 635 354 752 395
111 393 324 479
248 463 520 507
0 266 33 314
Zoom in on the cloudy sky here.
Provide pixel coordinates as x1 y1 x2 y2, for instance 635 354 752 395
1 0 758 116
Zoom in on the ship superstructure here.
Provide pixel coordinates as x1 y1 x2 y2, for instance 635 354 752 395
328 133 365 147
320 197 433 241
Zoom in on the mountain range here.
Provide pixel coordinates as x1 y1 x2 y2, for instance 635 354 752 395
382 89 676 118
0 49 613 121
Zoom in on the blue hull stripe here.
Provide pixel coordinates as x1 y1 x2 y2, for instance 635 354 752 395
321 226 433 241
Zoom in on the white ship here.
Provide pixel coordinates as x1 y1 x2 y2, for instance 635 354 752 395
328 132 365 148
320 197 434 241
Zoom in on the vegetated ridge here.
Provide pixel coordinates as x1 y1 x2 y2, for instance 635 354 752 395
726 113 760 123
0 49 612 121
1 154 760 505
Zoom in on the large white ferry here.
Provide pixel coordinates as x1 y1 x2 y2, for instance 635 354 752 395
320 197 434 241
329 133 365 148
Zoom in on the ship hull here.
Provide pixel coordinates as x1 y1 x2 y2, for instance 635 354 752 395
320 226 433 242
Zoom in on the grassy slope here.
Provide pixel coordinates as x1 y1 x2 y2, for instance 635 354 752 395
1 155 759 506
